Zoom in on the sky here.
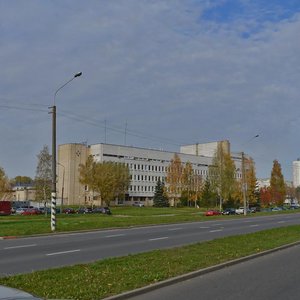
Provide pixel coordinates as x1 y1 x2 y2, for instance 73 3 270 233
1 0 300 181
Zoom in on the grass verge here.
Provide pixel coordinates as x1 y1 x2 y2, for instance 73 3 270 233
0 225 300 299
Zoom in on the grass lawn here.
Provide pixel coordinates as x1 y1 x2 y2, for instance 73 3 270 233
0 207 205 236
0 225 299 299
0 207 298 237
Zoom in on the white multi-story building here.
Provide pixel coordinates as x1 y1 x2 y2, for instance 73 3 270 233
58 140 244 206
292 159 300 188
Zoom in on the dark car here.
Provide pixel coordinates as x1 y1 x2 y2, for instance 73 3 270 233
77 207 93 214
63 208 76 214
222 208 236 215
93 207 112 215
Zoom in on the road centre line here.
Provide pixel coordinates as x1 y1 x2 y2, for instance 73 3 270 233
250 224 259 227
46 249 81 256
105 234 125 238
209 229 223 233
4 244 37 250
168 228 183 231
277 221 286 223
149 237 169 241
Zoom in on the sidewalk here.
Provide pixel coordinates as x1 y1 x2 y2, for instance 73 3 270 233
0 285 41 299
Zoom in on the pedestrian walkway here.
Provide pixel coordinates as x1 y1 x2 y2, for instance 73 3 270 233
0 285 41 299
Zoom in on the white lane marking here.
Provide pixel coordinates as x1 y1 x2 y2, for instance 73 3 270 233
212 223 222 226
209 229 223 233
200 226 210 229
278 221 286 224
168 228 183 231
46 249 81 256
250 224 259 227
105 234 125 238
149 237 169 241
4 244 37 250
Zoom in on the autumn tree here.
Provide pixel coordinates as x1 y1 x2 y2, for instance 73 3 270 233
35 145 52 204
208 144 236 209
166 153 183 207
182 162 193 206
79 159 130 206
79 155 97 205
245 158 258 207
270 160 286 206
0 166 10 200
153 178 169 207
260 187 272 207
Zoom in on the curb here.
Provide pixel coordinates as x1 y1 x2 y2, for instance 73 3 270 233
103 240 300 300
0 236 17 240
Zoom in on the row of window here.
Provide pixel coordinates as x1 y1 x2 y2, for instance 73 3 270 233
129 185 155 192
129 163 208 176
131 175 165 182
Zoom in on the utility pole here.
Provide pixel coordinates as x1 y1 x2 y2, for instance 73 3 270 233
50 72 82 232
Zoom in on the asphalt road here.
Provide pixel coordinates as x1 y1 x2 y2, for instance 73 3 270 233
128 243 300 300
1 213 300 277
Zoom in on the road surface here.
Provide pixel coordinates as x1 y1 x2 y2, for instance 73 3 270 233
0 213 299 277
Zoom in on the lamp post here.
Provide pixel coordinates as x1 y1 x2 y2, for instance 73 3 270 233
50 72 82 231
57 162 65 214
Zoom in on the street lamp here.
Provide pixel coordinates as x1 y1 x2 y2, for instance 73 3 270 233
57 162 65 214
50 72 82 231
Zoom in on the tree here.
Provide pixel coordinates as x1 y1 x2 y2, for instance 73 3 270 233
79 159 130 206
35 145 52 203
11 176 33 186
200 178 217 208
182 162 193 206
166 153 183 207
260 187 272 207
208 144 236 209
153 178 169 207
0 166 10 200
245 158 258 207
270 160 286 206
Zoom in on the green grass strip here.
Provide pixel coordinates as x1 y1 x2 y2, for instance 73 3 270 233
1 225 300 300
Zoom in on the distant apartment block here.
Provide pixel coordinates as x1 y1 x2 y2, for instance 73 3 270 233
57 140 245 206
293 159 300 187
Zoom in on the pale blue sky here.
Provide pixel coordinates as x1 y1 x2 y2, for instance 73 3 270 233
0 0 300 181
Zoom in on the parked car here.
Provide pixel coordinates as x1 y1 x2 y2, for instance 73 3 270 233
132 202 144 207
15 207 27 215
77 207 93 214
21 208 41 215
205 210 221 216
63 208 76 214
222 208 236 215
93 207 112 215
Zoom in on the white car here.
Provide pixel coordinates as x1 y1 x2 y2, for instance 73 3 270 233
235 207 244 215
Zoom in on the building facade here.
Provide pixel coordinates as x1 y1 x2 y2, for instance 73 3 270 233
292 159 300 188
58 141 244 206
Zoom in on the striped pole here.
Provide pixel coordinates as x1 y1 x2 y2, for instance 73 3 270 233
51 192 56 231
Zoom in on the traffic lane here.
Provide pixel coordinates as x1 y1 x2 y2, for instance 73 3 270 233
1 212 299 250
129 244 300 300
1 213 300 276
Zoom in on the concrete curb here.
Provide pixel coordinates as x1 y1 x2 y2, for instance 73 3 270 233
103 240 300 300
0 236 17 240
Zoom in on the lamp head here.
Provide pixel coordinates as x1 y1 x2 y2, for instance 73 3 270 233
74 72 82 78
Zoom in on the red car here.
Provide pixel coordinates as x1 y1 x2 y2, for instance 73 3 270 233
21 208 41 215
205 210 221 216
